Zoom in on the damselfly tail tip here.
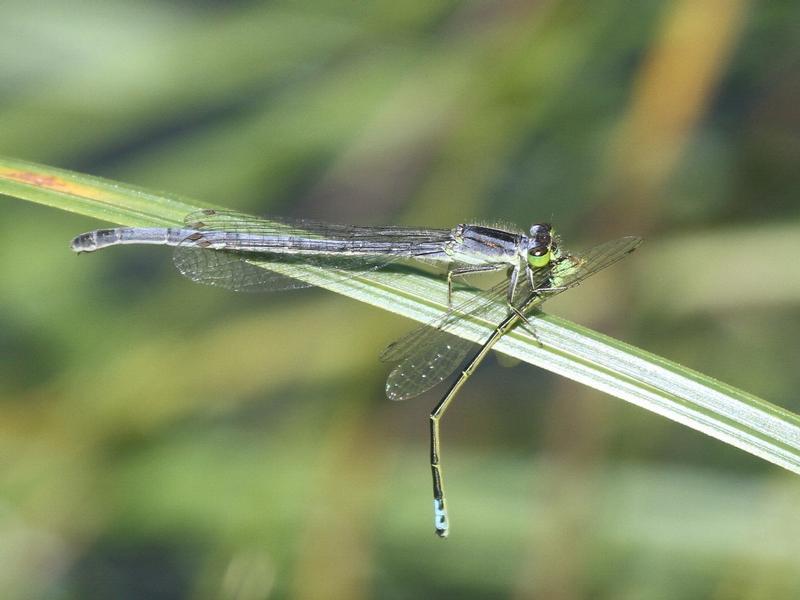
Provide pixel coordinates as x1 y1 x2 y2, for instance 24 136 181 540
434 499 449 539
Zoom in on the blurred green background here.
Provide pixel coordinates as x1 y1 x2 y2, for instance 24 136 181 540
2 1 800 598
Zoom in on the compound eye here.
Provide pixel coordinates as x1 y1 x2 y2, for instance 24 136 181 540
527 247 551 268
529 223 551 237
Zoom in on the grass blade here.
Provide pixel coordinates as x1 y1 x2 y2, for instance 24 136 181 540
2 155 799 475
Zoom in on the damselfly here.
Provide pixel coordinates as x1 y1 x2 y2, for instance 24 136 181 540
71 209 641 537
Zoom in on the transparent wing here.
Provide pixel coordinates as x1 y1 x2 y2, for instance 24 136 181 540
380 253 562 368
380 242 573 401
173 247 314 292
494 236 643 312
182 209 451 252
174 209 451 293
384 334 475 401
381 236 642 401
538 236 642 296
381 280 511 401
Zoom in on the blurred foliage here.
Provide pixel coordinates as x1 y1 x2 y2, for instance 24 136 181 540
1 1 799 599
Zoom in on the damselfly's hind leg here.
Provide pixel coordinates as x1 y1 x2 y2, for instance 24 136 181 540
446 263 509 307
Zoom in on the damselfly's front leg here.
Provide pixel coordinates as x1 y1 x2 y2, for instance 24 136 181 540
516 267 569 341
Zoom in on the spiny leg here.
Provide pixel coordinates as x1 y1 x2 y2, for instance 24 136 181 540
517 286 567 342
517 267 567 344
505 264 537 333
446 263 508 307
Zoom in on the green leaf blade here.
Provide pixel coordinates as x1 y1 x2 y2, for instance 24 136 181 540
2 154 798 476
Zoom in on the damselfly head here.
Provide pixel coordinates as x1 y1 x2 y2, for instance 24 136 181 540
526 223 554 268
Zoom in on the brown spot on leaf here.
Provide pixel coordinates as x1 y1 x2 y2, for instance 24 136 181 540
3 171 69 189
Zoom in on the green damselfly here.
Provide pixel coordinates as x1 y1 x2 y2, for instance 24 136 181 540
71 209 641 537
